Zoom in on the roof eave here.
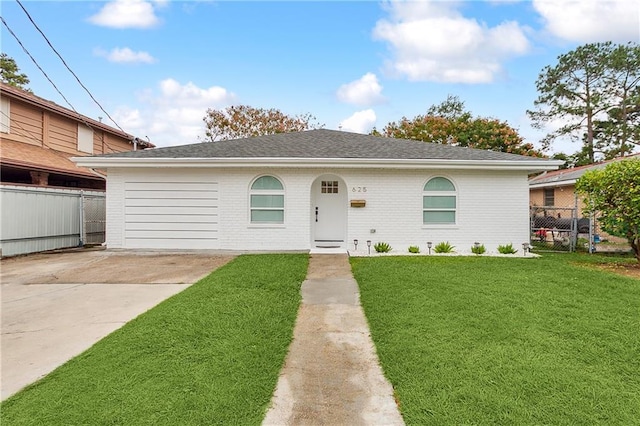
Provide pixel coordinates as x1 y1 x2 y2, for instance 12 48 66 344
73 156 562 172
529 179 577 189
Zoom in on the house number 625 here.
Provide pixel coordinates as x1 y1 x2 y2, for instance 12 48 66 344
351 187 367 193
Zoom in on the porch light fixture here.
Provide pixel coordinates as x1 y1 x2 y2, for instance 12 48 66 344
522 242 530 256
367 240 371 255
354 239 358 251
427 241 432 255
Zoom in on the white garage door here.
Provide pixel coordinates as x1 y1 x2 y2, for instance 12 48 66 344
124 181 219 249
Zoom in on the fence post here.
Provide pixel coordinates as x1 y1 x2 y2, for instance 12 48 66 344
79 191 85 247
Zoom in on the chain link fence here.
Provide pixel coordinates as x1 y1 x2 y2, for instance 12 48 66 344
530 183 630 253
81 194 106 245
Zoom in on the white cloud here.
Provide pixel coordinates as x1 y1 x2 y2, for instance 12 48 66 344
372 1 530 83
88 0 161 29
114 79 236 147
94 47 156 64
339 109 377 134
533 0 640 43
336 73 386 106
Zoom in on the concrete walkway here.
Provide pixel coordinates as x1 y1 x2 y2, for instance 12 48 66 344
263 254 404 425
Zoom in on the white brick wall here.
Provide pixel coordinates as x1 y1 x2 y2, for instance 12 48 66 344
105 169 125 248
106 167 530 253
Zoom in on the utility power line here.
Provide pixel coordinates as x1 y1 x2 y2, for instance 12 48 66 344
15 0 128 136
1 16 119 153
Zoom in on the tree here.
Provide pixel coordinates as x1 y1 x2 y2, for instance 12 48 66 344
375 96 543 157
202 105 321 142
592 43 640 159
575 159 640 262
0 53 30 90
528 42 640 163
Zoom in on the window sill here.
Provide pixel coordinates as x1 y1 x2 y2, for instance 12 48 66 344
422 224 459 229
248 224 286 229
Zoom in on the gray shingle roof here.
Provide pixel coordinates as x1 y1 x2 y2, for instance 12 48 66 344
529 153 640 185
96 129 549 162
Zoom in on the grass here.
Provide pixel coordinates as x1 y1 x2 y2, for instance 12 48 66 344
1 254 308 426
351 253 640 425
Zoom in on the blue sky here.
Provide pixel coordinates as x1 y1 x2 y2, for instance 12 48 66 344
2 0 639 153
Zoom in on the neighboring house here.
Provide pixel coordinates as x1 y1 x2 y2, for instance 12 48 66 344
529 153 639 243
0 82 153 190
74 129 560 253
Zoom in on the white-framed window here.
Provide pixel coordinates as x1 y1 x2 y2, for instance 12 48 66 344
250 175 284 223
0 97 10 133
423 177 456 224
77 124 94 154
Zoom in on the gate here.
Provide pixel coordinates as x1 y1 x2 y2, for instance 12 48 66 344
0 185 106 257
530 206 586 252
81 194 106 245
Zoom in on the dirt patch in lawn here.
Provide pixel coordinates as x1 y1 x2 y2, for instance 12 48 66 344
575 261 640 280
591 262 640 280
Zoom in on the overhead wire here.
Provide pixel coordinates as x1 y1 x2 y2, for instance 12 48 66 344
15 0 129 136
0 109 42 142
1 16 119 153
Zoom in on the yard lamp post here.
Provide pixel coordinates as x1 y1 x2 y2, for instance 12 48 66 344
474 242 480 250
354 239 358 251
522 242 530 256
427 241 432 255
367 240 371 255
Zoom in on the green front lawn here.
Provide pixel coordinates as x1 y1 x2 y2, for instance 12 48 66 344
351 253 640 425
1 254 308 426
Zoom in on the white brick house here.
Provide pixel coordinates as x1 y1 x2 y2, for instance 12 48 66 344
74 130 561 254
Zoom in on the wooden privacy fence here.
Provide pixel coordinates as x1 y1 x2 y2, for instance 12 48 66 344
0 185 106 257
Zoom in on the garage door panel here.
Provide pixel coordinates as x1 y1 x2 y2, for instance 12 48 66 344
125 190 218 200
126 222 217 231
126 230 218 239
125 206 217 215
125 198 218 207
126 238 217 249
125 182 216 191
123 181 219 249
126 214 218 223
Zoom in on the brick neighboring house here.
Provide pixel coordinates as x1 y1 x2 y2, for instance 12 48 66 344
529 153 640 244
0 82 153 190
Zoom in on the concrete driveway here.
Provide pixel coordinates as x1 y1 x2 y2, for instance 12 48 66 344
1 248 235 400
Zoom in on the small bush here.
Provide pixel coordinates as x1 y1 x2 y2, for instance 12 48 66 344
471 243 486 255
408 245 420 254
434 241 455 253
498 243 518 254
374 242 392 253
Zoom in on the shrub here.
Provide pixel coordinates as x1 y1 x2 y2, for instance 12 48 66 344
374 242 392 253
471 243 486 255
408 245 420 254
434 241 455 253
498 243 518 254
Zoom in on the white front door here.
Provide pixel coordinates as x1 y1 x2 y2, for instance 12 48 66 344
311 175 347 247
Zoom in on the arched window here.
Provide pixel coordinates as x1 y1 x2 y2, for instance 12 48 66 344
423 177 456 224
250 176 284 223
